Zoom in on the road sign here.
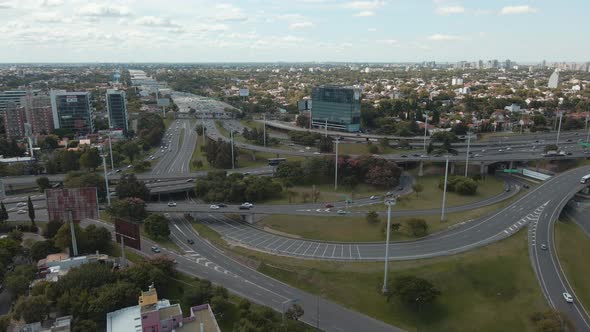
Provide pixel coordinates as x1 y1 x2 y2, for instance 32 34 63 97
503 169 521 174
579 142 590 148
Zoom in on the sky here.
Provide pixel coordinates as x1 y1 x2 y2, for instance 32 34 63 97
0 0 588 63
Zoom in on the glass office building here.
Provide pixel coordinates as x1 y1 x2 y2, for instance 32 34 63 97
50 90 94 135
311 86 361 132
106 89 128 132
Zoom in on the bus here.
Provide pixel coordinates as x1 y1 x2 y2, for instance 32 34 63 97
581 174 590 184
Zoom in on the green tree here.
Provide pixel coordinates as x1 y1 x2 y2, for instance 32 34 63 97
64 172 107 201
412 183 424 197
36 177 51 193
73 320 98 332
14 295 50 323
144 214 170 239
5 266 36 297
79 148 102 171
366 211 380 224
44 220 63 238
27 196 35 226
385 275 440 309
530 309 574 332
0 202 7 222
544 144 559 153
285 303 304 321
122 142 140 163
406 218 428 237
115 173 150 200
107 198 147 222
30 240 59 261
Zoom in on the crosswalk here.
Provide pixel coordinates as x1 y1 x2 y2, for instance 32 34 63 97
501 201 549 245
183 249 239 278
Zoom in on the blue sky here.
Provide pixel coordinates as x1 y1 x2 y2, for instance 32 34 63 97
0 0 587 63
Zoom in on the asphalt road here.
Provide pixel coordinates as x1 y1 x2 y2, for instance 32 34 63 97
151 119 197 175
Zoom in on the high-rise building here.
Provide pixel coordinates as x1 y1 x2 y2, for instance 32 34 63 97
0 90 28 112
548 70 560 89
505 59 512 69
311 86 361 132
22 93 53 136
106 89 128 132
50 90 94 135
3 103 27 139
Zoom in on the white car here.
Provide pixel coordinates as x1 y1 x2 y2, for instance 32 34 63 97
209 205 220 209
16 202 26 207
17 209 27 214
167 202 177 207
563 292 574 303
370 195 379 200
127 165 133 168
337 210 348 215
241 202 253 208
313 152 321 155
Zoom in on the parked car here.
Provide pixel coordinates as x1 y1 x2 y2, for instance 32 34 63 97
151 246 161 253
186 179 195 183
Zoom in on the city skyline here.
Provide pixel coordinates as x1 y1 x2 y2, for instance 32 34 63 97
0 0 588 63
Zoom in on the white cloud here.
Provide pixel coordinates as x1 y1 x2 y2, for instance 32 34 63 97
436 5 465 15
32 12 71 23
0 0 14 9
377 39 397 44
289 21 314 29
428 33 462 41
135 16 180 28
214 3 248 22
368 28 377 32
40 0 63 6
78 3 131 17
277 14 305 20
355 10 375 17
500 5 537 15
344 1 385 10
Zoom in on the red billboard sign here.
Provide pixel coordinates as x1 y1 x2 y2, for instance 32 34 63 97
45 187 99 222
114 218 141 250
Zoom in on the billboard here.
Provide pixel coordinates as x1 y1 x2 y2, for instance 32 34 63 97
46 187 99 222
114 218 141 250
157 98 170 107
239 88 250 97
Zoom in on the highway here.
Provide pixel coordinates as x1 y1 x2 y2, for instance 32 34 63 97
151 118 197 175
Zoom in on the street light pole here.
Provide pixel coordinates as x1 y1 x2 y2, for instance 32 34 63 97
382 198 396 294
263 113 267 148
100 150 111 206
464 131 471 177
556 111 563 146
334 137 340 190
586 110 590 143
230 130 235 169
108 129 114 172
423 115 428 151
441 157 449 222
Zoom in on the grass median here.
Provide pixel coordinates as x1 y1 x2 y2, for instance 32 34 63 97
190 219 546 332
555 218 590 313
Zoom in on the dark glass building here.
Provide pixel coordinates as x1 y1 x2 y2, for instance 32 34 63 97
50 90 94 135
311 86 361 132
106 89 128 132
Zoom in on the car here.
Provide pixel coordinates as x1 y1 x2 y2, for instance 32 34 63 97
127 165 132 168
412 153 420 157
567 152 572 155
151 246 161 253
313 152 321 155
481 149 486 152
523 184 530 189
567 139 572 142
325 203 334 208
209 204 220 209
116 169 122 173
505 187 511 192
370 195 379 200
167 202 177 207
217 203 227 208
16 202 26 207
17 209 26 214
506 147 512 150
337 210 348 215
243 172 251 176
499 149 504 152
385 191 394 196
242 202 253 208
540 244 547 250
400 154 407 158
186 179 195 183
299 150 305 153
239 205 250 210
150 156 155 160
563 292 574 303
474 154 481 157
187 239 195 245
398 186 404 191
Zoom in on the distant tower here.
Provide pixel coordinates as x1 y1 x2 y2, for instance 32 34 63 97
548 70 560 89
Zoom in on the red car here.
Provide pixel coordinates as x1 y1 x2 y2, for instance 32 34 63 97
325 203 334 208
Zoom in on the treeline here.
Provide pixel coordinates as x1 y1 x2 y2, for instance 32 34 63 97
203 138 237 169
241 127 279 146
195 171 282 203
438 176 479 196
136 113 165 148
277 156 402 189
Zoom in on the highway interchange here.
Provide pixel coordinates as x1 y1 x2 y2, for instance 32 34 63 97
3 98 590 331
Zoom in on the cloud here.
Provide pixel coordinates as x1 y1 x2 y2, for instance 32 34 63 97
214 3 248 22
289 21 314 29
0 0 14 9
368 28 377 32
428 33 462 41
32 12 71 23
376 39 397 44
78 3 131 17
277 14 305 20
344 1 385 10
500 5 537 15
135 16 180 28
355 10 375 17
40 0 64 6
436 5 465 15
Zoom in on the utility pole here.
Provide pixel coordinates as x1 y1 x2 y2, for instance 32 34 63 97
556 111 563 147
586 110 590 143
464 131 471 177
423 114 428 151
382 198 396 294
263 113 267 147
230 130 235 169
441 157 449 222
108 129 114 171
325 119 328 138
68 210 78 256
334 137 340 190
100 150 111 206
316 295 320 329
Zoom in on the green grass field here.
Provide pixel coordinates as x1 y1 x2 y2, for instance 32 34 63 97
257 197 516 242
190 134 211 171
191 221 546 332
555 218 590 313
264 183 383 205
337 142 405 155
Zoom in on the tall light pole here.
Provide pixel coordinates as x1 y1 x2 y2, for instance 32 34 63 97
100 150 111 206
441 156 449 222
464 131 471 177
382 197 397 294
263 113 267 147
108 129 114 172
556 111 563 147
230 130 235 169
423 114 429 151
586 110 590 143
334 137 340 190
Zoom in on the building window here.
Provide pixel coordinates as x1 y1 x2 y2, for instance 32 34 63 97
142 315 147 319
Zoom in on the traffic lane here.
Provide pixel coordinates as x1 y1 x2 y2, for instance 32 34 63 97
171 216 401 332
151 119 183 175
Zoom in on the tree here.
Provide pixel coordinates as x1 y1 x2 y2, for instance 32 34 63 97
386 275 440 309
406 218 428 237
544 144 559 153
116 173 150 200
0 202 7 222
530 309 574 332
144 214 170 239
64 172 107 201
107 198 147 222
366 211 380 224
122 142 140 163
79 148 102 171
296 115 310 128
27 196 35 226
285 303 304 321
44 220 63 238
5 266 36 297
30 240 59 261
73 320 98 332
412 183 424 197
36 177 51 193
14 295 50 323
